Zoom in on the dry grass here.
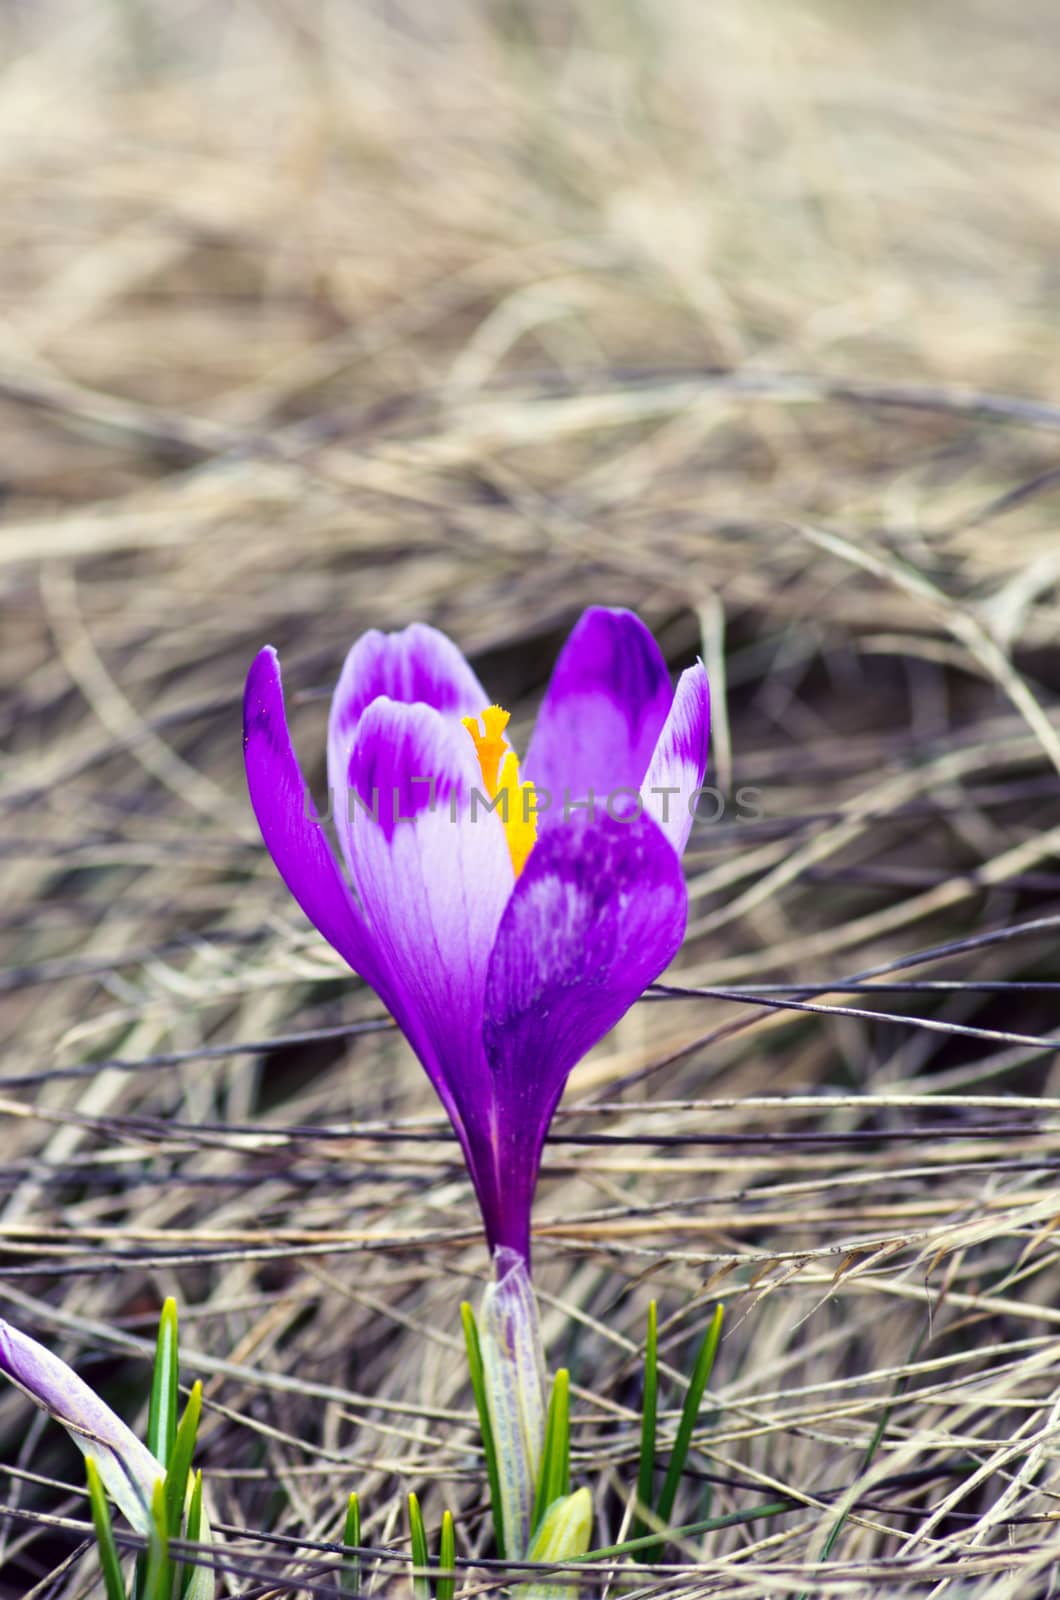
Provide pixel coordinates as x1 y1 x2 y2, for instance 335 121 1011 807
2 1 1060 1595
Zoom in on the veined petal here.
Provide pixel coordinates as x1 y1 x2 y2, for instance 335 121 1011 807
0 1318 161 1533
523 608 673 802
641 662 711 856
339 697 515 1144
243 648 387 995
481 813 688 1259
328 623 488 810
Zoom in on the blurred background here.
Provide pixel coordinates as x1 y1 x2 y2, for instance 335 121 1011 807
2 2 1060 1595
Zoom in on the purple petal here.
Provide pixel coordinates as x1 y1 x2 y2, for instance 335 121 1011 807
243 647 388 996
328 624 488 811
0 1318 161 1532
478 812 688 1259
641 663 711 855
523 608 674 804
338 697 515 1143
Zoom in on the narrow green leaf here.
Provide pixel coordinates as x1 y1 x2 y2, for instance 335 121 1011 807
631 1300 658 1556
437 1509 455 1600
407 1491 430 1600
86 1457 129 1600
163 1381 202 1541
343 1490 361 1548
340 1490 361 1596
556 1376 570 1500
647 1304 724 1561
141 1479 171 1600
185 1469 204 1545
177 1470 203 1599
148 1300 180 1468
795 1322 929 1600
582 1496 794 1560
531 1369 570 1537
460 1300 506 1559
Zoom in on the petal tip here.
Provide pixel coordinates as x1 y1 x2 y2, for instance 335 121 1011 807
525 606 673 797
243 645 283 735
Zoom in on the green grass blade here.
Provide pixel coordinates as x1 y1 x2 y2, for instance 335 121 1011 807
86 1457 129 1600
437 1509 455 1600
631 1300 658 1556
795 1323 929 1599
177 1470 203 1599
186 1470 204 1543
340 1490 361 1596
557 1376 570 1499
407 1491 430 1600
147 1299 180 1468
531 1368 570 1537
163 1381 201 1541
461 1300 506 1559
581 1497 794 1560
141 1479 171 1600
649 1304 724 1560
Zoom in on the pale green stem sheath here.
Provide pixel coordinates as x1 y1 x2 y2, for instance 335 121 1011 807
478 1246 547 1559
524 1488 593 1600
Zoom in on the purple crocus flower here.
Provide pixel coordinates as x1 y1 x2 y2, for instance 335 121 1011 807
243 607 709 1266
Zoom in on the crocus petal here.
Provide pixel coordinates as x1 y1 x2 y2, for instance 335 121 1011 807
480 813 688 1259
327 623 488 809
0 1318 161 1532
641 662 711 856
339 697 514 1145
523 608 673 803
243 647 387 997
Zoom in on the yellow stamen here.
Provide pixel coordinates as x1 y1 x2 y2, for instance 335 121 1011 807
462 703 537 875
496 749 537 876
461 704 510 796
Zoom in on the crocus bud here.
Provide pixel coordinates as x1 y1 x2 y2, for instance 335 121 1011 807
478 1246 547 1558
525 1487 593 1599
0 1317 161 1530
0 1316 215 1600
